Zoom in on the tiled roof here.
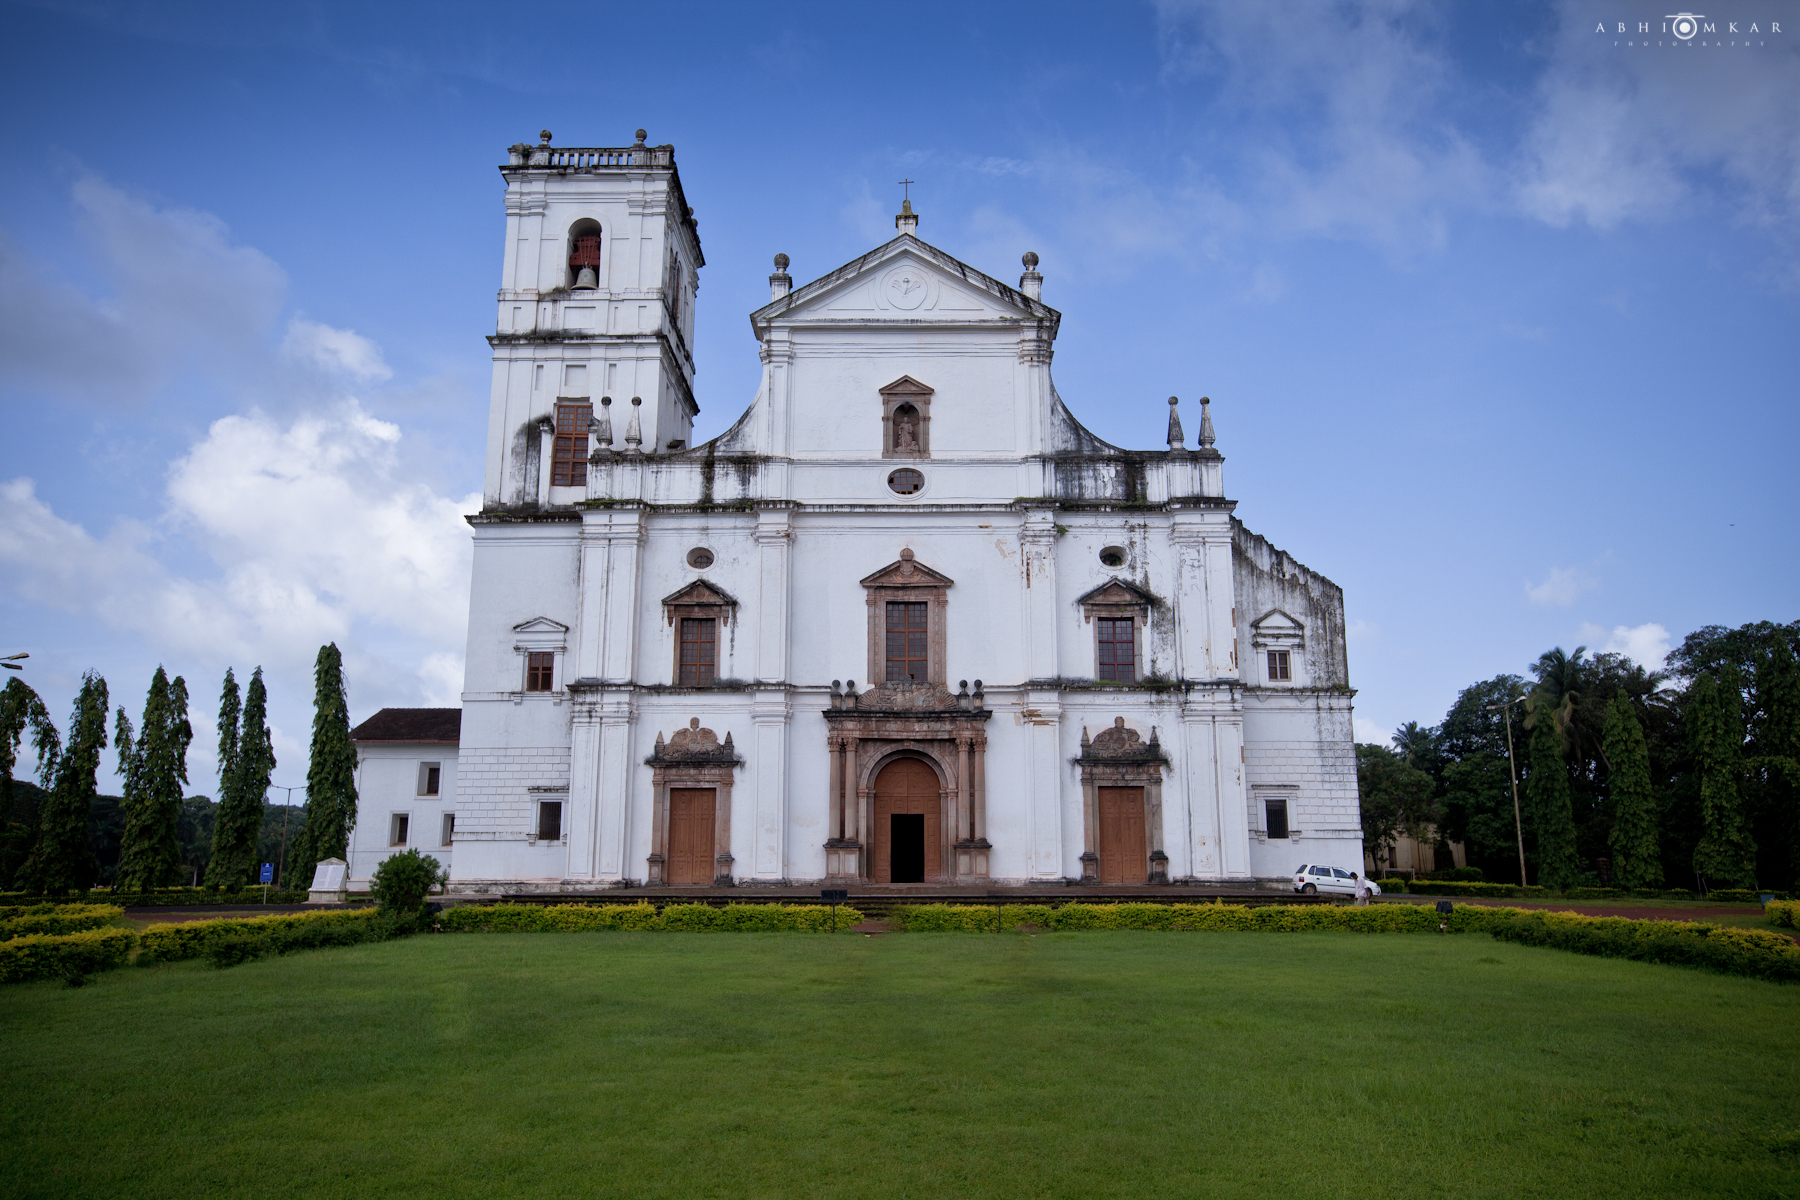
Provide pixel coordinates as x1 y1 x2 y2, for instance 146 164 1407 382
350 708 462 744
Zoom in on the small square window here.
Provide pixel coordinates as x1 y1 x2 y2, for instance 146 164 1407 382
418 762 441 797
525 651 555 692
1267 650 1291 682
389 813 410 847
537 801 563 842
1264 797 1290 839
441 813 455 847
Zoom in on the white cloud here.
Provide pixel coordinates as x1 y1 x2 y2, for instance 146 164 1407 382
1580 621 1672 671
1517 3 1800 237
1354 716 1392 746
282 317 393 382
1525 565 1598 607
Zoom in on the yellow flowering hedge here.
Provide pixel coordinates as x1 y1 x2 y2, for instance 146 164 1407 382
0 927 138 983
437 902 866 933
891 901 1516 933
0 904 125 941
1765 899 1799 929
137 907 383 965
1485 908 1800 981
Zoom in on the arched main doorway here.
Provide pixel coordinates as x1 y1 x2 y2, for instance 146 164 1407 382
871 757 942 884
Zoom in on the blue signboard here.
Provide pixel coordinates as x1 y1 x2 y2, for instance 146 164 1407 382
260 863 273 884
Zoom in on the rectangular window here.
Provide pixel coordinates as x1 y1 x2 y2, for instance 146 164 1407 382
525 651 555 692
441 813 455 847
1267 649 1291 681
389 813 409 847
1264 797 1290 840
1097 617 1136 682
537 801 563 842
885 601 929 681
678 617 717 685
552 402 592 487
417 762 441 797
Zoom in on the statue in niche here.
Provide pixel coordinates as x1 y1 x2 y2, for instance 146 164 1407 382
893 404 920 453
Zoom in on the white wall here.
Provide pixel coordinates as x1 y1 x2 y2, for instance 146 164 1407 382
349 744 458 887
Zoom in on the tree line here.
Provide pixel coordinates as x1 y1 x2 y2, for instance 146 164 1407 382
1359 620 1800 891
0 645 361 894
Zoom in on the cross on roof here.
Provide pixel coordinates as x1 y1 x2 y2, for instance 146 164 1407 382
899 179 915 203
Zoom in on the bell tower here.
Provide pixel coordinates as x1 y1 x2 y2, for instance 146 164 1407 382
484 128 704 508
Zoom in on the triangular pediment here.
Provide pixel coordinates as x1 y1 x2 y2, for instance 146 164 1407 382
661 580 740 610
752 236 1060 333
511 616 569 634
860 550 954 590
1250 608 1304 632
878 374 934 398
1077 578 1158 610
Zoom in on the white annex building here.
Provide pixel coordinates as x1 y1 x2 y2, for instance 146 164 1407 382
350 130 1360 893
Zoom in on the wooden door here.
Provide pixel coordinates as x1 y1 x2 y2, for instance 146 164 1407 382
1097 786 1147 884
871 758 942 884
668 788 717 886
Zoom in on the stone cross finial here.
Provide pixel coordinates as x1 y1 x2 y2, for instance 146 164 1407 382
1198 396 1216 448
895 181 920 234
1167 396 1184 450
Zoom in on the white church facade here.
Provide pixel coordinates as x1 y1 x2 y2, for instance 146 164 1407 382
355 130 1360 893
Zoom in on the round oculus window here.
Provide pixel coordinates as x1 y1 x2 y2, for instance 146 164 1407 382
887 468 925 495
1099 546 1127 568
686 547 714 569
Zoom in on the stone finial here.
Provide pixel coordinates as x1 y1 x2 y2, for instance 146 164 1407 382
722 731 734 751
624 396 642 449
593 396 613 451
774 253 790 270
1167 395 1184 450
688 717 700 730
1198 396 1216 448
540 129 553 145
899 547 915 560
770 253 792 302
634 128 647 145
1080 726 1092 750
654 731 665 751
1020 251 1043 301
895 196 919 235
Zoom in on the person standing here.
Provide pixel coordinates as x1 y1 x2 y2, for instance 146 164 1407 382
1352 871 1371 906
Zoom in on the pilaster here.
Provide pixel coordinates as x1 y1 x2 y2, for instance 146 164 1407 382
750 693 790 882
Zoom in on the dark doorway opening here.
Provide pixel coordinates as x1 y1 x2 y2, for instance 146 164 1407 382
890 813 925 883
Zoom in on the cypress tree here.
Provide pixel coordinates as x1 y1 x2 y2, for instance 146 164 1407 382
289 643 358 891
18 672 108 894
1526 699 1581 889
1690 670 1756 888
208 668 274 889
114 668 193 893
1604 693 1661 888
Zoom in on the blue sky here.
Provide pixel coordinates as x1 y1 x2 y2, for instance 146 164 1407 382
2 0 1796 796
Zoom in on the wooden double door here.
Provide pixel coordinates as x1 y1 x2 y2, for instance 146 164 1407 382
1097 786 1148 885
871 758 942 884
668 787 717 886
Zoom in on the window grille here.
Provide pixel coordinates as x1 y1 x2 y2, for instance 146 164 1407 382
885 601 929 681
525 651 555 692
1097 617 1136 682
679 617 717 686
552 402 592 487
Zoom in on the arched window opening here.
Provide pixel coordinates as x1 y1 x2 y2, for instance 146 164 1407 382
567 220 603 289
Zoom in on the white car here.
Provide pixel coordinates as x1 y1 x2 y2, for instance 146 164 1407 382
1292 864 1381 896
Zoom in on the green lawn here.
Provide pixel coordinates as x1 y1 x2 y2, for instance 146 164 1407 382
3 932 1797 1199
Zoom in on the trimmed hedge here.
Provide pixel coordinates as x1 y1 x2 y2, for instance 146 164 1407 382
137 908 384 965
0 888 308 908
1400 881 1549 898
437 902 866 933
889 901 1518 934
1766 899 1799 929
1485 910 1800 982
0 904 125 941
0 928 138 983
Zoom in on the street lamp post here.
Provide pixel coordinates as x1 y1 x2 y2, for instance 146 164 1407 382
1487 695 1530 887
268 783 305 887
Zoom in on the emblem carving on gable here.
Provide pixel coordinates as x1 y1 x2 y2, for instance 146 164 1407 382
864 680 957 711
882 265 930 311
